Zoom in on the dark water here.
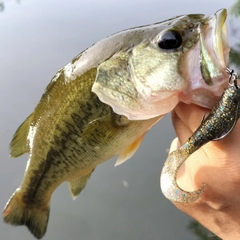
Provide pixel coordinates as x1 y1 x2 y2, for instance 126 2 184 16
0 0 237 239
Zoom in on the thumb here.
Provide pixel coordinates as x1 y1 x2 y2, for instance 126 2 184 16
169 137 181 154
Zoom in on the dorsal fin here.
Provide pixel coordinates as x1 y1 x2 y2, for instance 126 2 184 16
114 133 145 166
68 169 95 199
10 113 33 158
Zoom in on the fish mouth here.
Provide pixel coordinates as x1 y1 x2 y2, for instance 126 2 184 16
200 9 230 85
181 9 230 109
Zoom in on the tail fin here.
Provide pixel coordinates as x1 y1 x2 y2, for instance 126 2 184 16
3 189 49 239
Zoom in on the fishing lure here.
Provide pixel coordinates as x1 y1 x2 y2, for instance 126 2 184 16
160 69 240 203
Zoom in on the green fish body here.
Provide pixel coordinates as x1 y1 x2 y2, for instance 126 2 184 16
4 9 229 239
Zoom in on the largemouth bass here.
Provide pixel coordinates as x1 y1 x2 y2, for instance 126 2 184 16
3 9 229 239
161 69 240 203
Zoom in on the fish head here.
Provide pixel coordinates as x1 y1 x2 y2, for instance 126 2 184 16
92 9 229 120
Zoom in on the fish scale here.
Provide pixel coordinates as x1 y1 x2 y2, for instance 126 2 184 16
3 65 161 238
23 69 114 193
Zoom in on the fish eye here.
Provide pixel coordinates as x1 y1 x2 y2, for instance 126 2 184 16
157 30 182 50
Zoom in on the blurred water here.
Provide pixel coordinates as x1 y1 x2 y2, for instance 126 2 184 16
0 0 236 239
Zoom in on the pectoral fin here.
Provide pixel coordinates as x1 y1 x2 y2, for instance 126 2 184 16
81 113 156 168
68 169 95 199
114 133 145 166
10 113 33 158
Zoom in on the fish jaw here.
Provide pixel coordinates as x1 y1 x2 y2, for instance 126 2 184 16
180 9 230 108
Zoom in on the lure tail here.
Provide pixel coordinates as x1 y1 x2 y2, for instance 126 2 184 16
161 148 205 203
3 189 49 239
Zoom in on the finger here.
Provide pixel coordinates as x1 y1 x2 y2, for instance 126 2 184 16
173 102 209 133
171 110 194 145
173 102 240 153
169 137 180 153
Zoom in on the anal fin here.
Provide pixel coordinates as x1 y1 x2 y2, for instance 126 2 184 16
68 169 95 199
114 133 145 166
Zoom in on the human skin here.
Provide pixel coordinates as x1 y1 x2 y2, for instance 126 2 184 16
170 102 240 240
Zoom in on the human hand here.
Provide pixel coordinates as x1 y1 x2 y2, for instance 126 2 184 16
170 102 240 240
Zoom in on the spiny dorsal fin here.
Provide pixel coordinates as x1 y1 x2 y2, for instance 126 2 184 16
10 113 33 158
114 133 145 166
68 169 95 199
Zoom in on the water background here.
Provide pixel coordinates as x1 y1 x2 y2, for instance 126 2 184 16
0 0 237 239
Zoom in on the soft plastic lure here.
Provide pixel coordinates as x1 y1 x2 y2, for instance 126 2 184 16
160 69 240 203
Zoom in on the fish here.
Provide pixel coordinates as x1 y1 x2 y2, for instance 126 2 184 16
3 9 229 239
160 69 240 203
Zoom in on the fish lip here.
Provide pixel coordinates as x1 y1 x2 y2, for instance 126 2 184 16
200 9 230 84
211 8 229 67
214 9 229 66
